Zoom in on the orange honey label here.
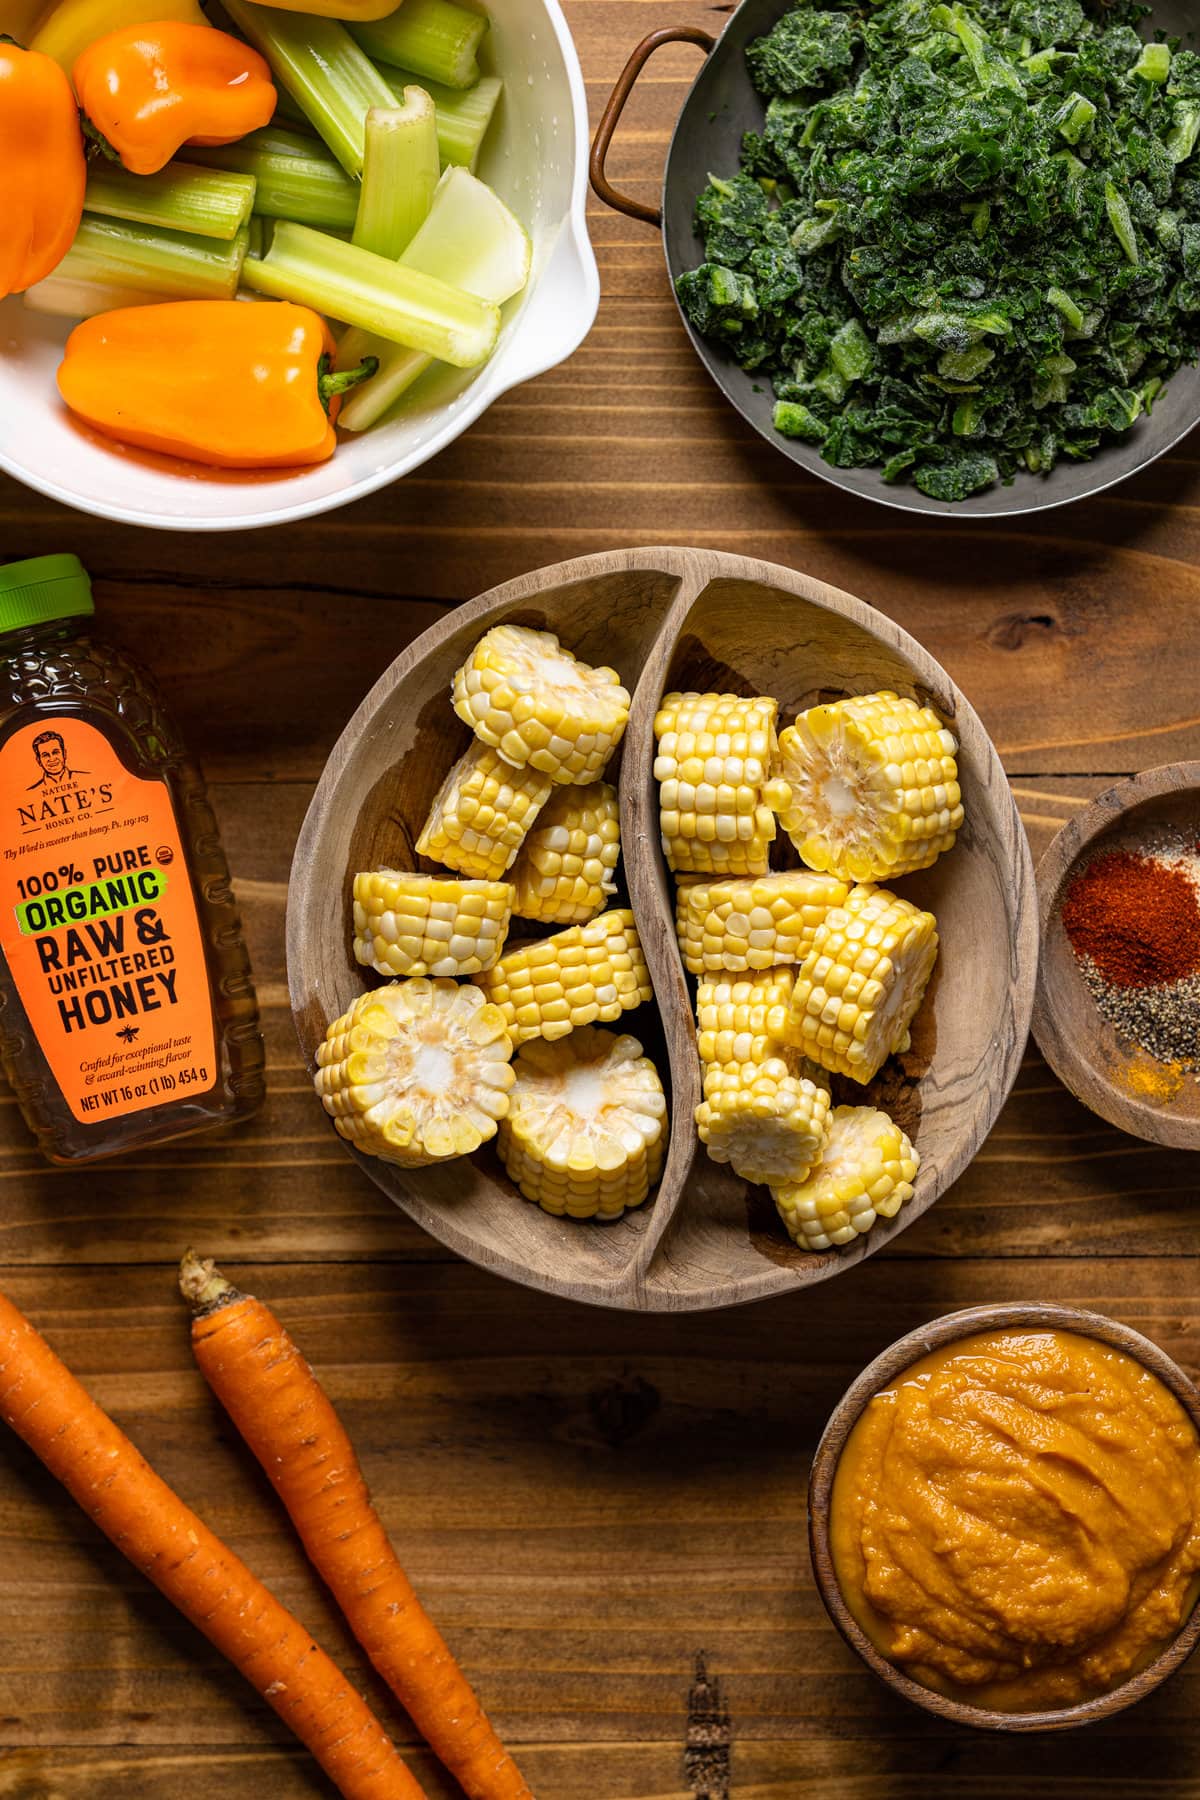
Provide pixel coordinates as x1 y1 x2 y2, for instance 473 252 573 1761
0 717 216 1123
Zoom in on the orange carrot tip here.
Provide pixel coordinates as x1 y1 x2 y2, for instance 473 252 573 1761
178 1251 535 1800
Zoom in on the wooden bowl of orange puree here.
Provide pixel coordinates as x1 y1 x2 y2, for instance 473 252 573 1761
809 1303 1200 1730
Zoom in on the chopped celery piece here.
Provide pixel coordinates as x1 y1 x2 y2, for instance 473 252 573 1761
222 0 395 176
40 215 248 305
772 400 826 442
338 165 529 429
242 218 500 367
1168 100 1200 167
1105 179 1139 266
23 276 175 319
1053 92 1096 144
399 165 529 297
382 69 502 170
1133 42 1170 84
830 317 873 381
187 127 359 230
354 94 440 259
1046 285 1084 330
85 163 256 242
351 0 487 89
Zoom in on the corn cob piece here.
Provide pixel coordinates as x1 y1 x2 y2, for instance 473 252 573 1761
772 1105 919 1250
498 1026 667 1219
695 967 796 1068
786 884 938 1084
352 870 513 979
778 691 963 882
695 1052 831 1188
314 978 514 1167
452 623 631 785
416 737 552 880
654 690 792 875
510 780 620 925
676 870 849 975
475 907 652 1045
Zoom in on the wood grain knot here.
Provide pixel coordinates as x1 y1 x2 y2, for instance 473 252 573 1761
988 611 1064 652
587 1374 660 1447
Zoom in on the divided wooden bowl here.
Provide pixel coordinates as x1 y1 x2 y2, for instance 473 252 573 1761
287 549 1038 1311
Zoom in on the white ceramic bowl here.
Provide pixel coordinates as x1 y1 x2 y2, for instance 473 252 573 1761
0 0 598 532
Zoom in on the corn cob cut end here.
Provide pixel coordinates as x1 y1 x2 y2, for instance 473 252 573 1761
654 689 790 876
695 1053 832 1188
787 884 938 1084
475 906 652 1046
416 737 552 881
676 870 850 975
352 870 513 979
510 779 621 925
772 1104 919 1250
499 1026 667 1219
314 978 514 1167
778 690 963 883
452 622 631 785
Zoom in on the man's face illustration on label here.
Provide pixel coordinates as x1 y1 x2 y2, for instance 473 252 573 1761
34 733 67 781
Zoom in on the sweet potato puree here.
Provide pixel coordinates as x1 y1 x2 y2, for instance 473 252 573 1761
830 1329 1200 1712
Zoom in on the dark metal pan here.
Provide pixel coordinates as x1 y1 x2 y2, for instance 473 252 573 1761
591 2 1199 518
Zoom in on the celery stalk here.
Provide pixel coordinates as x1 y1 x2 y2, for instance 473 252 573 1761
242 219 499 366
338 165 529 429
354 95 440 259
23 275 175 320
382 69 502 169
351 0 487 89
33 216 248 307
84 163 256 242
221 0 395 176
185 127 360 230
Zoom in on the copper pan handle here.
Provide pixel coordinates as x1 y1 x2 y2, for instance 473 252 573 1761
589 26 716 228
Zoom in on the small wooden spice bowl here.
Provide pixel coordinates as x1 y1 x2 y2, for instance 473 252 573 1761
808 1301 1200 1733
1032 762 1200 1151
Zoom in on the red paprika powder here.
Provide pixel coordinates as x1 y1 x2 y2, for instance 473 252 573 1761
1062 849 1200 988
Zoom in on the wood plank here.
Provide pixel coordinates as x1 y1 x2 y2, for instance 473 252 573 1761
9 1735 1200 1800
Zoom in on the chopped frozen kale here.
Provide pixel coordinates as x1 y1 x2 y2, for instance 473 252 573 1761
675 0 1200 501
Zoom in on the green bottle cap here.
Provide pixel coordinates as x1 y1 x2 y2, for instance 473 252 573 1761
0 555 94 635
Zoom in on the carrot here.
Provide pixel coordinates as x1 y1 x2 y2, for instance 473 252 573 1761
179 1251 535 1800
0 1283 427 1800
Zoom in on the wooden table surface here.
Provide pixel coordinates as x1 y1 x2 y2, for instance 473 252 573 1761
3 4 1200 1794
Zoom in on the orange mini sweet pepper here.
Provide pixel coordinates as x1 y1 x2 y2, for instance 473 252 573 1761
73 21 276 176
0 37 86 298
56 301 379 470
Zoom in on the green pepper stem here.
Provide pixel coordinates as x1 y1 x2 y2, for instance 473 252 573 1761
81 114 123 164
317 352 380 413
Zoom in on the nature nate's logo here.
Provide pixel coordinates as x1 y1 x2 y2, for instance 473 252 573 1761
17 726 114 832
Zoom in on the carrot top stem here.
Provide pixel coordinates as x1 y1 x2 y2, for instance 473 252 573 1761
179 1247 241 1313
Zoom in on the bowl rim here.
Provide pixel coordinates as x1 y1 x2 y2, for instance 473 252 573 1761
807 1300 1200 1732
0 0 600 534
1031 759 1200 1150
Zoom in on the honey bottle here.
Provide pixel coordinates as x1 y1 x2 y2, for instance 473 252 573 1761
0 554 265 1162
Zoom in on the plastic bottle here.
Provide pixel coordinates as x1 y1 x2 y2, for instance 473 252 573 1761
0 554 264 1162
